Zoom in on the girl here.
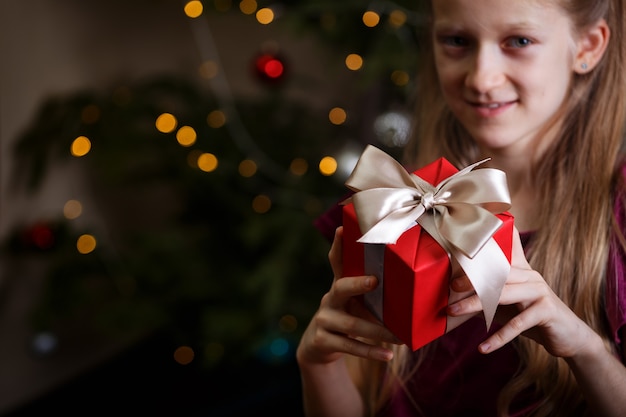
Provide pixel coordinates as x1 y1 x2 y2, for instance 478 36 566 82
296 0 626 416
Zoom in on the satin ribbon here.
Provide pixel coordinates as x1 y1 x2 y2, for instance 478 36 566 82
343 145 512 329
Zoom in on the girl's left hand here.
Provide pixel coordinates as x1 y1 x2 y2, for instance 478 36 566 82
447 227 599 358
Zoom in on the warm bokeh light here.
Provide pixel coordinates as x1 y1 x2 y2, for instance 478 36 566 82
173 345 195 365
63 199 83 220
252 194 271 213
279 314 298 332
77 234 96 254
156 113 177 133
328 107 347 125
345 53 363 71
391 70 410 86
362 11 380 27
289 158 308 176
198 152 218 172
81 104 100 124
207 110 226 128
256 7 274 24
71 136 91 157
389 9 407 27
176 126 197 147
184 1 203 18
199 60 219 79
239 0 257 15
238 159 257 177
319 156 338 176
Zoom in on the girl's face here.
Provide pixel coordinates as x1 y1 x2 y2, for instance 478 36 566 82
432 0 577 156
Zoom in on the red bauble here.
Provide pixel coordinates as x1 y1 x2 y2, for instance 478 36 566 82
253 53 287 85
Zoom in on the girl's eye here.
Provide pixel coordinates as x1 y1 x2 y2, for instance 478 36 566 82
507 37 532 48
440 36 469 48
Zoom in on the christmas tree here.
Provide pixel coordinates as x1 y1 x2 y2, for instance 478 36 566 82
2 0 421 373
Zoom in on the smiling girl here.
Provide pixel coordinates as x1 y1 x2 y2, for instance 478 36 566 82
296 0 626 416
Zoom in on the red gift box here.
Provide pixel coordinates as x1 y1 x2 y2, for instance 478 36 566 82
342 156 513 351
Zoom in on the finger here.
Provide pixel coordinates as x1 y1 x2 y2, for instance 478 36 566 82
329 275 379 306
451 275 472 292
478 305 541 353
329 226 343 279
320 309 401 345
322 330 395 362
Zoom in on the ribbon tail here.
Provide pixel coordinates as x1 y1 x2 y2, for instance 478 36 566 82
453 238 509 328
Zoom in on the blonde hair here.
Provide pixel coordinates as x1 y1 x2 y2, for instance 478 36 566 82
357 0 626 416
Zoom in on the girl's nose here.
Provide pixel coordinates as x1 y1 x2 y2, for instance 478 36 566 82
464 47 505 93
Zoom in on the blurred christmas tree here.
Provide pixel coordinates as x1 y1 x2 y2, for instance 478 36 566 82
2 0 421 368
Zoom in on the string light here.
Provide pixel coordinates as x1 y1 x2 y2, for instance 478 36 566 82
156 113 178 133
77 234 97 254
239 0 257 15
197 152 218 172
328 107 347 125
183 1 203 18
252 194 271 213
238 159 257 177
173 345 195 365
362 11 380 27
71 136 91 157
345 53 363 71
256 7 274 24
176 125 197 147
318 156 337 176
63 199 83 219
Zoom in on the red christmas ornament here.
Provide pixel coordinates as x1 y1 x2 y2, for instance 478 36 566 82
253 52 287 85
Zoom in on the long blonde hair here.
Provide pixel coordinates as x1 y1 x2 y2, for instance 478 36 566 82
359 0 626 416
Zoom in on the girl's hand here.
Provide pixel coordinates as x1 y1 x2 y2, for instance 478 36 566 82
296 227 401 366
447 227 601 358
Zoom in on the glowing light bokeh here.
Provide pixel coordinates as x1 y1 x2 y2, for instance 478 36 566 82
238 159 257 177
289 158 308 176
252 194 271 213
362 11 380 27
199 60 219 79
345 53 363 71
207 110 226 128
328 107 347 125
71 136 91 157
156 113 178 133
63 199 83 219
389 9 407 27
174 345 195 365
176 126 197 147
319 156 337 176
256 7 274 24
198 152 218 172
184 1 203 18
391 70 410 86
239 0 257 15
77 234 97 254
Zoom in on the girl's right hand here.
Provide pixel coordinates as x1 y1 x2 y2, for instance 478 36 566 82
296 226 401 367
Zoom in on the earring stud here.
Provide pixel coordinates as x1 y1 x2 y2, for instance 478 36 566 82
581 63 588 70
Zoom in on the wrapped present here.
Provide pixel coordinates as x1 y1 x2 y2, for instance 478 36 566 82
342 145 514 351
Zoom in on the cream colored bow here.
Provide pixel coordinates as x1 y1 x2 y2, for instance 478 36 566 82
344 145 512 329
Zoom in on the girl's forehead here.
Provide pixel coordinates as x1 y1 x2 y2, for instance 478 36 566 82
431 0 568 29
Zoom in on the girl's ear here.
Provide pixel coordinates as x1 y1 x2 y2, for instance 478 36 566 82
573 18 610 74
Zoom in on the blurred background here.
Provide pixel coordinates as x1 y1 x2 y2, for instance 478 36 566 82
0 0 420 415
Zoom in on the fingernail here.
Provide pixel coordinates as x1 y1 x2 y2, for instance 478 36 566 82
479 342 491 353
448 303 460 314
